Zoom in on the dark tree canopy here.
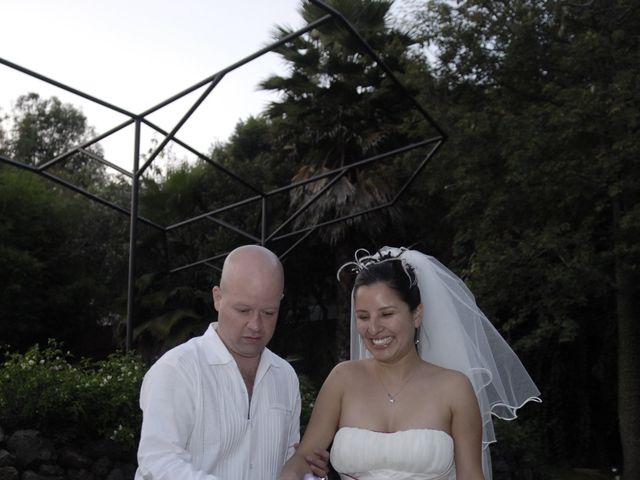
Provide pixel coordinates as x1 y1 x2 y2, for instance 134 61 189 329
1 1 637 476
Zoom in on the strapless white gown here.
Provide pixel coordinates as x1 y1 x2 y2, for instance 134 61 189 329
330 427 456 480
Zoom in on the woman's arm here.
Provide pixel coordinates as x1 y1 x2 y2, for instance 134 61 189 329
449 371 486 480
279 362 349 480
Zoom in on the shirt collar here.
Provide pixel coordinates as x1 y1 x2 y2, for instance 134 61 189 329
202 323 233 365
203 323 281 376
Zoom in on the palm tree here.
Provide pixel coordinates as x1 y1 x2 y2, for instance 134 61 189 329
261 0 421 360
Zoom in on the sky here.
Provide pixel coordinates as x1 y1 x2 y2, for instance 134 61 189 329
0 0 307 172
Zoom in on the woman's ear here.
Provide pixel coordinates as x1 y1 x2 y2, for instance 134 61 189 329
413 303 424 329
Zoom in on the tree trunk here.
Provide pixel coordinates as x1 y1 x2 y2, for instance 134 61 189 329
615 227 640 479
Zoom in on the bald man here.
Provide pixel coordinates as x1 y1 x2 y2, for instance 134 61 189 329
135 246 328 480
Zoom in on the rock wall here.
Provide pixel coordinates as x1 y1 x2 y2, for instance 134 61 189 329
0 426 136 480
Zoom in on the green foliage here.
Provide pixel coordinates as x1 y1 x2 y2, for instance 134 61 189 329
0 1 636 473
401 0 638 471
0 168 120 355
1 94 128 356
124 271 212 363
0 340 145 450
298 374 318 434
0 108 7 154
262 0 424 245
9 93 85 164
5 93 106 188
0 339 321 451
491 415 550 480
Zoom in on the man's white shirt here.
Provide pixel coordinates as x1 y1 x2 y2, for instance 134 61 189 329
135 323 301 480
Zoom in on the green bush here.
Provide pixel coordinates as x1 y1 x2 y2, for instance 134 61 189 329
0 339 145 450
1 340 320 450
492 415 550 480
298 374 318 434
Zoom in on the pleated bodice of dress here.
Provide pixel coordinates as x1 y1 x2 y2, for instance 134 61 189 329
330 427 456 480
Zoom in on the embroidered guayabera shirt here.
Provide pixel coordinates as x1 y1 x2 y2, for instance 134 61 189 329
135 323 301 480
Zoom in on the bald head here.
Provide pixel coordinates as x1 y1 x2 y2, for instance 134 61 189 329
220 245 284 293
213 245 285 361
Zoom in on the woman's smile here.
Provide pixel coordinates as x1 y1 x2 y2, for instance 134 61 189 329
370 336 393 347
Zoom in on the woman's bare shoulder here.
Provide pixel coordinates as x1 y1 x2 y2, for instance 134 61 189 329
326 359 371 384
424 363 473 391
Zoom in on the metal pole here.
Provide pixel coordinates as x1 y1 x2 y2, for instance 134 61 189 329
261 197 267 246
125 119 142 352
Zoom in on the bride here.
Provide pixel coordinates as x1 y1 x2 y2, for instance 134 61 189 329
279 247 540 480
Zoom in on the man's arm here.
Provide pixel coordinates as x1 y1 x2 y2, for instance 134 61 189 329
135 360 218 480
287 372 329 479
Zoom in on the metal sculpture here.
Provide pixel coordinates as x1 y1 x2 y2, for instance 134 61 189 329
0 0 446 350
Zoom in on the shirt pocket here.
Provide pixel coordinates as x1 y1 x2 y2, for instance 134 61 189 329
268 402 293 422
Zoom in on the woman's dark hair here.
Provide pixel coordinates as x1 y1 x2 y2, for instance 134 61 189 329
353 258 421 311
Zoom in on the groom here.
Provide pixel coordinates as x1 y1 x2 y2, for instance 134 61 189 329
135 245 328 479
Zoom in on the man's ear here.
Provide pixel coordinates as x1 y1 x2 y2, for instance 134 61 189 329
212 286 222 312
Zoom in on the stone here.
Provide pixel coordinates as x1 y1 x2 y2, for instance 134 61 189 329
104 467 125 480
83 440 123 461
0 466 18 480
90 456 112 477
22 471 50 480
66 468 95 480
58 448 92 469
38 464 65 476
5 431 55 469
106 462 135 480
0 450 15 468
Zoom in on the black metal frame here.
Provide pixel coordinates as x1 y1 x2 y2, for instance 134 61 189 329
0 0 447 351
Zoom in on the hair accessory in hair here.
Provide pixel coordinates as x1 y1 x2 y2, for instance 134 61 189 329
336 247 416 288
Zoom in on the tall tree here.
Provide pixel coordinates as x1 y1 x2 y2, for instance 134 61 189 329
0 108 8 155
0 169 120 356
407 0 639 474
6 93 106 188
261 0 431 360
1 94 126 356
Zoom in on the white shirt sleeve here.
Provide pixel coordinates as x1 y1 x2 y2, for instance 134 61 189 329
135 359 219 480
286 377 302 461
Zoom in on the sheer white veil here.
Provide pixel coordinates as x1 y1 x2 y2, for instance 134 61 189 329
342 247 541 480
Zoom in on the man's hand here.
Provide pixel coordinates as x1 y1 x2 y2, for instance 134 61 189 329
305 448 330 479
293 443 330 479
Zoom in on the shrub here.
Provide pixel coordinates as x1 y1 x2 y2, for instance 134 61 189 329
0 339 145 451
298 374 318 433
1 339 320 450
